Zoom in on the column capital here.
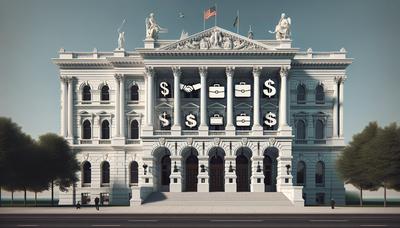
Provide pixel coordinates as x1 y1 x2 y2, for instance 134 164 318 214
279 66 291 78
340 75 347 84
145 66 155 77
252 66 262 77
114 73 124 81
225 66 235 77
199 66 208 77
171 66 182 77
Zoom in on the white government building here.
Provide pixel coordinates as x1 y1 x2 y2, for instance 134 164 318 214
53 13 351 206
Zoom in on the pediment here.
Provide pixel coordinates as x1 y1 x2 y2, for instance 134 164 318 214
261 102 279 109
235 102 253 109
159 26 270 51
208 102 226 109
155 102 173 109
181 102 199 109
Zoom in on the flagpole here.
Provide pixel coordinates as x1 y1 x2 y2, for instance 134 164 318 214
215 3 217 26
237 10 239 34
203 8 205 30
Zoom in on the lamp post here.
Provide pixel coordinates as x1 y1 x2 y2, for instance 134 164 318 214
257 161 261 173
286 164 291 175
200 164 206 173
173 161 178 173
143 164 148 175
229 161 233 173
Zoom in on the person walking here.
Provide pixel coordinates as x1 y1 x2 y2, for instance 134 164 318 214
94 197 100 211
330 198 336 209
76 201 81 209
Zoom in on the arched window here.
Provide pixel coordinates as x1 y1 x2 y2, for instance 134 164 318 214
101 120 110 139
296 120 306 140
130 120 139 139
82 161 91 185
297 161 306 186
315 84 325 104
297 84 306 104
82 120 91 139
101 85 109 101
130 161 139 185
130 84 139 101
315 161 325 186
82 85 91 101
101 161 110 185
315 120 324 139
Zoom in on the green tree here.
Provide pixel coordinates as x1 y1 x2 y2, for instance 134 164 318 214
369 123 400 207
37 133 79 206
0 117 36 206
337 122 381 206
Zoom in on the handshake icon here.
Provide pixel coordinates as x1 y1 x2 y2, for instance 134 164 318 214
180 83 201 93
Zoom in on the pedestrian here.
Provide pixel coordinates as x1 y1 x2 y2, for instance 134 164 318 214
94 197 100 211
330 198 336 209
76 201 81 209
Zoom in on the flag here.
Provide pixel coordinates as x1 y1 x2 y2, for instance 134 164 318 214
204 6 216 20
233 15 239 28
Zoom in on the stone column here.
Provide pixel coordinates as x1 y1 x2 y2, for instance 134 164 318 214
60 76 68 137
67 77 74 140
225 156 237 192
114 74 121 137
250 156 265 192
252 67 263 134
199 67 208 134
225 66 235 134
170 155 182 192
339 76 346 137
278 66 291 133
171 66 182 135
119 75 125 137
333 77 339 138
145 67 155 127
197 155 209 192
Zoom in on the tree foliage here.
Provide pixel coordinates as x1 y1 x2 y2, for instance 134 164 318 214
337 122 400 206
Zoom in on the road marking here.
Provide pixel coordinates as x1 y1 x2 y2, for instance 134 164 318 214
309 220 348 222
128 220 158 222
17 226 39 227
360 225 388 227
210 219 263 222
91 225 121 227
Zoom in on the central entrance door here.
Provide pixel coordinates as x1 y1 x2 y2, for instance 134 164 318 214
236 154 250 192
161 155 171 192
209 155 224 192
185 154 198 192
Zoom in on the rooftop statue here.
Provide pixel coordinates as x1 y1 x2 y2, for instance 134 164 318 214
269 13 291 40
145 13 168 40
117 19 126 50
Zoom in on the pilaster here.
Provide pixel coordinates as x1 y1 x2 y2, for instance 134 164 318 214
171 66 182 135
225 66 235 135
198 66 208 135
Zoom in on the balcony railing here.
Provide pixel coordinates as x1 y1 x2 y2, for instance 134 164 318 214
182 130 198 136
99 139 111 144
236 130 251 135
80 139 92 144
209 130 225 136
153 130 171 136
126 139 141 144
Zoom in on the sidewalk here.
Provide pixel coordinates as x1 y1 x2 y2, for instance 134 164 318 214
0 206 399 214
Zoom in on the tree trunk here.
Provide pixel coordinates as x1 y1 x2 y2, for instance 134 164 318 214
35 192 37 207
11 191 14 207
360 187 363 207
51 180 54 207
0 187 2 207
384 184 387 207
24 188 27 207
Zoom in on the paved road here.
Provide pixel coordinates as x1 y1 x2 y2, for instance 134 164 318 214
0 214 399 227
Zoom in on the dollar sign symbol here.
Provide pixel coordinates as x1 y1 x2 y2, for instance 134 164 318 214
159 111 170 127
263 79 276 98
160 82 170 97
185 114 197 128
264 112 277 127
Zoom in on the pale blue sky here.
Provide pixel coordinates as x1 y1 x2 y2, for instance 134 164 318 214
0 0 399 141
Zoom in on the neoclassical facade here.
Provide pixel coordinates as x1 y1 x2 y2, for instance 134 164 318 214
53 20 351 206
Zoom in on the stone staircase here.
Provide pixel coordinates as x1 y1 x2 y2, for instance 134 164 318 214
143 192 293 206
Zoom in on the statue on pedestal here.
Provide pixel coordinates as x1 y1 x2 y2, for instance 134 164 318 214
269 13 291 40
117 19 126 50
145 13 168 40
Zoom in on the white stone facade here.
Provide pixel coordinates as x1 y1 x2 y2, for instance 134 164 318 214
53 26 351 206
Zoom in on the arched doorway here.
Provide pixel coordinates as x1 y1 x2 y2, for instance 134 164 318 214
185 154 198 191
209 147 225 192
236 147 252 192
264 147 278 192
160 155 171 192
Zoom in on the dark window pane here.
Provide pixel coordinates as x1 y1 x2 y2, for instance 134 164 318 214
101 162 110 184
101 120 110 139
82 162 91 184
315 120 324 139
130 120 139 139
101 85 109 101
82 120 91 139
82 85 91 101
296 120 306 140
297 84 306 104
297 161 306 185
131 85 139 101
315 84 325 104
130 161 139 184
315 161 325 186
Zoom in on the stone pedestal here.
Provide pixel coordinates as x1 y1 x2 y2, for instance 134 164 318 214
144 38 155 49
225 173 237 192
197 173 209 192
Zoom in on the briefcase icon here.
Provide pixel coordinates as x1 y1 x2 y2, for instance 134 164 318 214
210 114 224 126
236 113 251 126
209 84 225 98
235 82 251 97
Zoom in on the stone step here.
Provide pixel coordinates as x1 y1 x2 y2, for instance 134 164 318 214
143 192 293 206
